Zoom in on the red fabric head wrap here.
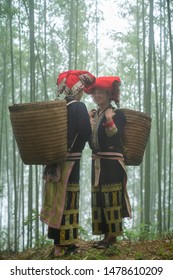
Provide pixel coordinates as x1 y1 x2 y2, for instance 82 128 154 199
57 70 95 97
85 76 121 102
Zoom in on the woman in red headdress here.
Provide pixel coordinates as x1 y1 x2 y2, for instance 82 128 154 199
40 70 95 257
86 76 132 249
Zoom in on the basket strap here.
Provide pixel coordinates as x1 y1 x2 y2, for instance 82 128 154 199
67 133 78 153
66 100 79 153
92 151 124 160
66 152 82 161
66 100 78 106
120 138 127 156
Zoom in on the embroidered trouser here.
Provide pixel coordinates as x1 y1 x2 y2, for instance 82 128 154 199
91 154 126 237
40 153 81 245
48 183 79 245
92 183 123 236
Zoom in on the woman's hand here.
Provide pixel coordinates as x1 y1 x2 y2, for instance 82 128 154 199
90 117 96 127
105 108 115 122
88 109 96 128
88 109 96 118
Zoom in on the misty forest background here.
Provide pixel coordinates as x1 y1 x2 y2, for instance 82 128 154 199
0 0 173 253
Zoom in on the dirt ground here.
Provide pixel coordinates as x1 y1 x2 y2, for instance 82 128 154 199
0 238 173 260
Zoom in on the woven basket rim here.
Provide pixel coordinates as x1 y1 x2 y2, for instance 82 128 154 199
119 108 152 121
9 100 67 112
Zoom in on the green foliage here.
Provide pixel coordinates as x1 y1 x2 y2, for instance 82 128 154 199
79 226 91 240
123 224 168 242
134 252 144 260
24 209 39 226
82 248 108 260
0 1 18 18
34 235 52 248
104 244 121 256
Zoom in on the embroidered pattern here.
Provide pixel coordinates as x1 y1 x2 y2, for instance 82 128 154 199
92 183 123 236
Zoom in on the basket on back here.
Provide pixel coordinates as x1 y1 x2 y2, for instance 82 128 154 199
119 108 151 166
9 100 67 165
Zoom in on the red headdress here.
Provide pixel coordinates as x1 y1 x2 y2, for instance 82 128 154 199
84 76 121 103
57 70 95 97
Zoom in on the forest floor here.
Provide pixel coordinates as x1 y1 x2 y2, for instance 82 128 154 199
0 237 173 260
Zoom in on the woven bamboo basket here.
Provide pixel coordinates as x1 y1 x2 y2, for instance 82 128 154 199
119 108 151 166
9 100 67 165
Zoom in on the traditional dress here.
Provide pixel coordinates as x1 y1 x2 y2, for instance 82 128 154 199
90 108 131 237
86 76 132 238
40 70 95 246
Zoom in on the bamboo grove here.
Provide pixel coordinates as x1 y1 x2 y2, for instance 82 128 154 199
0 0 172 252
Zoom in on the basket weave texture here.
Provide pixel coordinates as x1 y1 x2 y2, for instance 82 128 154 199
119 108 151 166
9 100 67 165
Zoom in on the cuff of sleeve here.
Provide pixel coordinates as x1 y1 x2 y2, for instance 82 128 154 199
103 120 115 127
